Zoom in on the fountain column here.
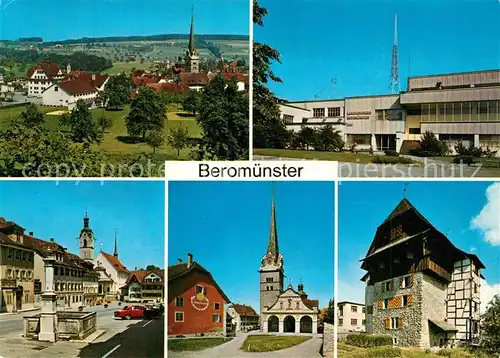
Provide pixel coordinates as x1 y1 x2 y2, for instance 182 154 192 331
38 253 58 342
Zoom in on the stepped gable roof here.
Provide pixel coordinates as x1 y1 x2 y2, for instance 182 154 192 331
168 261 230 303
56 79 98 95
101 251 129 274
230 304 258 317
27 62 62 79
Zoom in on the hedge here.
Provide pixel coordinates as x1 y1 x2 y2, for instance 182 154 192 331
342 346 401 358
372 156 415 165
345 334 393 348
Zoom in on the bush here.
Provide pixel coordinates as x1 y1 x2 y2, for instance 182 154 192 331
409 149 439 157
345 334 393 348
452 156 476 166
455 142 484 158
384 150 399 157
483 147 498 159
419 130 449 156
372 156 415 165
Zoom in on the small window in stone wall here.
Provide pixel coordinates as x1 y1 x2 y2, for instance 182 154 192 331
339 318 343 326
366 305 373 314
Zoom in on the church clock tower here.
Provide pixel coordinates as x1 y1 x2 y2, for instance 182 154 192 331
184 7 200 73
259 190 284 324
79 211 95 262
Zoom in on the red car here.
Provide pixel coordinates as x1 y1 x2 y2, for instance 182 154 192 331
114 305 145 320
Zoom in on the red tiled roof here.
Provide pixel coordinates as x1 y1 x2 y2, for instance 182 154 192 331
57 79 99 95
125 269 165 285
27 62 62 79
0 217 22 230
132 76 160 87
145 82 189 94
180 72 209 86
223 71 248 84
302 299 319 310
230 304 258 317
101 251 129 274
67 71 109 88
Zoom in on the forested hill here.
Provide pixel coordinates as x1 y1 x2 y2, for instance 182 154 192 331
42 34 249 45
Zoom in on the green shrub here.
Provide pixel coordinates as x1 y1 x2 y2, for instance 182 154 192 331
384 150 399 156
372 156 415 165
409 149 439 157
345 334 393 348
342 346 401 358
452 156 476 166
419 130 449 156
436 348 474 357
454 142 484 158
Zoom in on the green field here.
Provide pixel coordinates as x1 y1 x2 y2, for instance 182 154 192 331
0 104 201 160
103 61 153 75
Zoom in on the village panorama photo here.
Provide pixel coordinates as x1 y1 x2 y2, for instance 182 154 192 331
0 0 250 177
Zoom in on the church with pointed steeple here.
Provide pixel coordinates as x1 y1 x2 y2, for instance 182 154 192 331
259 190 319 335
184 7 200 74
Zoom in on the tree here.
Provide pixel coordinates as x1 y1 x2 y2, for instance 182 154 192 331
481 294 500 354
146 265 161 271
167 124 190 157
196 76 249 160
145 129 165 154
253 0 288 149
20 103 45 127
0 118 104 177
126 86 166 141
59 100 100 143
182 90 200 116
97 115 113 135
103 73 133 110
323 299 335 325
297 126 315 150
419 130 449 156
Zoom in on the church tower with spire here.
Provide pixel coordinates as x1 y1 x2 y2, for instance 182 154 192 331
184 6 200 73
259 190 284 323
79 211 95 262
113 230 119 258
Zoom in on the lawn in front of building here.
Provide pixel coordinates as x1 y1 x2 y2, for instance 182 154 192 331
168 338 232 352
337 342 484 358
431 156 500 169
241 335 311 352
253 148 378 164
0 104 202 160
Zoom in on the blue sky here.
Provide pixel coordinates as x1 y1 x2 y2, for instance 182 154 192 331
168 181 334 310
0 0 249 41
338 181 500 312
0 180 165 269
255 0 500 101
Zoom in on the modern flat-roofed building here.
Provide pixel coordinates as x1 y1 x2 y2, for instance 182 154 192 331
338 301 366 333
280 69 500 155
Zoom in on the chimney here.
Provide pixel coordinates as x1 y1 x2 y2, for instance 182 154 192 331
50 238 55 243
92 74 96 81
177 258 182 264
187 253 193 268
134 266 137 271
29 232 33 236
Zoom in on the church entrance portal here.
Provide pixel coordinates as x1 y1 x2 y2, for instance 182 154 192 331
284 316 296 333
300 316 313 333
268 315 279 332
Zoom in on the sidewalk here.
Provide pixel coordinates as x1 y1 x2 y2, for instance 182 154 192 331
0 307 40 317
0 337 87 358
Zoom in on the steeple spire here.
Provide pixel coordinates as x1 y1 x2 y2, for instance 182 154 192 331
267 187 279 257
113 230 118 258
188 5 195 56
83 208 89 228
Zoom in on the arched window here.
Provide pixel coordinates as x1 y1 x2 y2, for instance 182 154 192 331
280 301 283 309
83 239 87 247
288 299 292 308
296 302 300 309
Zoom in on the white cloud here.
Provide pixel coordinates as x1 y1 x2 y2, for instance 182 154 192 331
471 182 500 246
480 279 500 314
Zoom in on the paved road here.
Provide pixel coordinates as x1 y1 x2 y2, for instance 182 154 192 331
0 303 163 358
253 155 500 178
169 332 322 358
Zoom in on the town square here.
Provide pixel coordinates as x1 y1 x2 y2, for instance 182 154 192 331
0 181 165 357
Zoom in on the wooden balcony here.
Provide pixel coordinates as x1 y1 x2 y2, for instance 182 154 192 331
417 257 452 282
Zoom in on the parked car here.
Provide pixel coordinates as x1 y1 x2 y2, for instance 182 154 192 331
114 305 145 320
